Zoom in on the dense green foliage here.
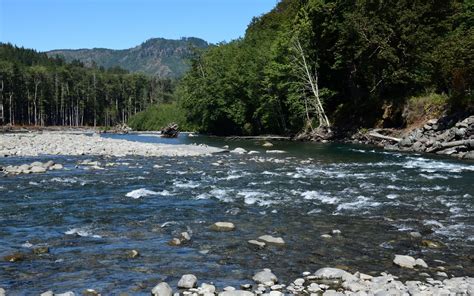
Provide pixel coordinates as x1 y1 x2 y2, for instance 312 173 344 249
0 43 175 126
128 102 195 131
47 37 209 78
179 0 473 135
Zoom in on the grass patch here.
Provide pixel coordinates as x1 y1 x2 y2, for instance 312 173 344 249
128 103 196 131
404 93 448 126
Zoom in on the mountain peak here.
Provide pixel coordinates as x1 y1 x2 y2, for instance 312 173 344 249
46 37 209 78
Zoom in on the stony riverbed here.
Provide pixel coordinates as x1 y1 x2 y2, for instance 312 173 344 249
0 134 473 294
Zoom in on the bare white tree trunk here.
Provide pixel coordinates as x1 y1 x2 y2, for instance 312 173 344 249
292 38 331 129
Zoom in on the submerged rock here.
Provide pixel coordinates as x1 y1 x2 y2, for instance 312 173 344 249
257 235 285 246
4 252 25 262
211 222 236 232
177 274 198 289
152 282 173 296
248 240 265 248
33 246 49 255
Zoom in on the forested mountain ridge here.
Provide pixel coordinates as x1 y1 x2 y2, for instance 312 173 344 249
47 37 209 78
177 0 473 136
0 43 175 127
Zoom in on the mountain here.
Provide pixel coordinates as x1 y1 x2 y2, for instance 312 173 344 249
47 37 209 78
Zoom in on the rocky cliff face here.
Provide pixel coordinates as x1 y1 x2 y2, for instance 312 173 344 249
47 37 209 77
388 115 474 160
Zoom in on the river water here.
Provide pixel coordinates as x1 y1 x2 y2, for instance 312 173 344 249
0 133 473 294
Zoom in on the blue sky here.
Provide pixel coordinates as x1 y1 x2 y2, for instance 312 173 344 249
0 0 277 52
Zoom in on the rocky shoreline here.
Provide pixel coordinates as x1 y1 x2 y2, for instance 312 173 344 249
0 132 225 158
2 265 471 295
345 115 473 160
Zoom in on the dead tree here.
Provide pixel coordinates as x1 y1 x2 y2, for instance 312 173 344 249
292 38 331 130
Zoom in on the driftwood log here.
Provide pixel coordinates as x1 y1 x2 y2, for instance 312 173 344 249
367 131 401 143
161 123 179 138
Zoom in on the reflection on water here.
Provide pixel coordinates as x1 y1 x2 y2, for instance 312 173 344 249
0 134 473 294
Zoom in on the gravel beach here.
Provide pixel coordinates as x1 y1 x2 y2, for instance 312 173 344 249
0 132 226 157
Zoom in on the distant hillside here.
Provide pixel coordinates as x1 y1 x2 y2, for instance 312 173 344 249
47 37 209 77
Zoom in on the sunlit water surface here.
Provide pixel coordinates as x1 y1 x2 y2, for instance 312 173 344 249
0 133 473 294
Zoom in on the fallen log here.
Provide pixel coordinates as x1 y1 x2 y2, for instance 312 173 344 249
367 132 401 143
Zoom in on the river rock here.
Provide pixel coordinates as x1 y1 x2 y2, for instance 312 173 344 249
265 150 286 154
128 249 140 258
248 240 265 248
40 291 53 296
409 232 422 239
55 292 75 296
83 289 100 296
262 142 273 147
180 232 191 241
218 291 254 296
253 269 278 285
200 283 216 294
30 166 47 173
50 163 64 170
314 267 350 280
415 258 428 268
211 222 235 231
4 252 25 262
421 239 443 248
393 255 416 268
0 288 5 296
257 235 285 245
168 238 181 246
33 246 49 255
178 274 198 288
152 282 173 296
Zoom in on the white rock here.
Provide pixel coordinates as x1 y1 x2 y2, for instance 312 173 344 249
257 235 285 245
31 165 47 173
211 222 235 231
180 232 191 241
393 255 416 269
253 269 278 285
56 292 75 296
307 283 322 293
152 282 173 296
293 278 305 286
314 268 350 280
50 163 64 170
223 286 236 291
200 283 216 294
0 288 6 296
321 234 332 239
269 291 282 296
265 150 286 154
178 274 198 289
40 291 53 296
248 240 265 248
415 258 428 268
218 291 254 296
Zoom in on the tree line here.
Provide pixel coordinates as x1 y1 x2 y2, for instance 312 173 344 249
0 43 175 127
178 0 473 135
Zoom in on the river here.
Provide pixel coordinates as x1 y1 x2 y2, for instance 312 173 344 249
0 133 473 294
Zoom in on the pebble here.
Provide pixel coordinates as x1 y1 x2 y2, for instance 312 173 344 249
293 278 305 286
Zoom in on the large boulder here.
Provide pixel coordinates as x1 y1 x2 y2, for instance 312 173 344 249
177 274 198 289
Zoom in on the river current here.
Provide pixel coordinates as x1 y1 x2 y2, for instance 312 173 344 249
0 133 473 294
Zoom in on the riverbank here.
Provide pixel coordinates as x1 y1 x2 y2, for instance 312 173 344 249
0 132 225 158
2 265 472 295
294 115 474 161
